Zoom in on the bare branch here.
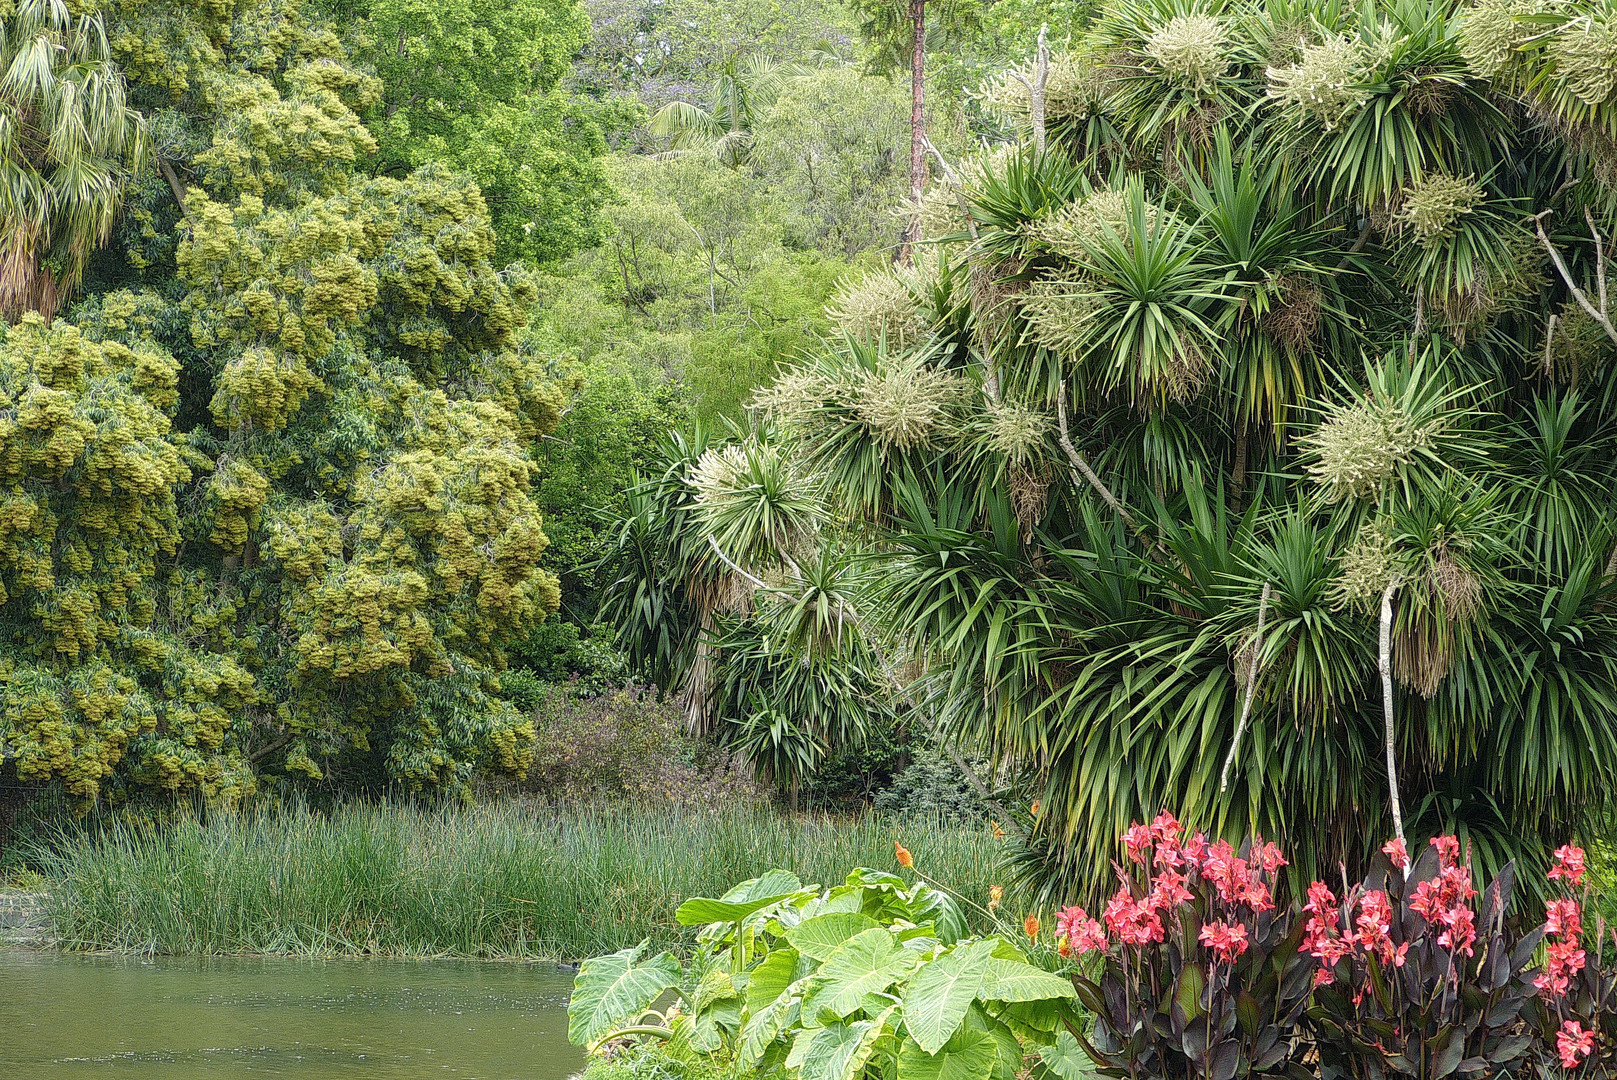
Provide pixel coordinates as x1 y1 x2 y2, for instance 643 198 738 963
1333 218 1373 274
1589 205 1609 319
1379 581 1407 869
1057 380 1135 526
157 155 194 225
1536 211 1617 347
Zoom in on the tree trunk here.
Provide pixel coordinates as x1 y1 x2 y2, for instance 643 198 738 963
1379 581 1407 869
1231 426 1248 502
0 223 63 323
901 0 927 264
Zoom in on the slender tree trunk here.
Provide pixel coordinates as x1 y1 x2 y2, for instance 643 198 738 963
901 0 927 264
1231 426 1249 502
1220 581 1271 793
1379 582 1407 867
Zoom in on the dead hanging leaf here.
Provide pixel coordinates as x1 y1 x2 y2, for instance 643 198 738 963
1008 465 1053 541
1262 274 1322 351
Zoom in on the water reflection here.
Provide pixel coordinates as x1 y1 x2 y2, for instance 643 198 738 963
0 949 584 1079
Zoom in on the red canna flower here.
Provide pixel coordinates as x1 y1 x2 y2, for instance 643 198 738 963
1123 822 1155 864
1199 920 1249 964
1558 1020 1596 1070
1536 940 1587 998
1255 839 1288 875
1150 810 1183 845
1056 905 1106 954
1545 898 1582 940
1147 868 1193 912
1550 843 1587 887
1430 835 1461 869
1381 837 1408 870
1024 913 1041 940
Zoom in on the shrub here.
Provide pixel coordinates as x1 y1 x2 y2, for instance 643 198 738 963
1523 844 1615 1075
872 751 987 825
1047 817 1605 1080
525 686 765 807
568 866 1084 1080
1305 838 1541 1079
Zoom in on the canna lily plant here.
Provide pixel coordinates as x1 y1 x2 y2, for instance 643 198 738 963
1523 844 1616 1077
1303 836 1544 1079
1058 811 1317 1079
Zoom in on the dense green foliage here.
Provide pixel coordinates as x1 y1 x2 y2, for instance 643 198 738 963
567 866 1082 1080
0 0 148 320
606 0 1617 902
0 0 592 806
39 801 1001 957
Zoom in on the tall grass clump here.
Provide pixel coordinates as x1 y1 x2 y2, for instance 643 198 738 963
40 802 1000 960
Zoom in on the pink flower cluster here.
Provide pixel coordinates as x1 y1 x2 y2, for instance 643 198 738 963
1054 904 1106 957
1535 844 1588 1000
1558 1020 1596 1070
1307 835 1486 986
1052 812 1287 968
1407 837 1479 958
1301 881 1351 986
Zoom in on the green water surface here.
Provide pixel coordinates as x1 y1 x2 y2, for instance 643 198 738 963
0 949 583 1079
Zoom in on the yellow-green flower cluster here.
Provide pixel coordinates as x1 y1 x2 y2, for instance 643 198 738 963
1393 175 1487 245
1145 15 1232 91
985 400 1051 468
1547 9 1617 107
826 265 930 348
1034 188 1157 260
1267 33 1378 130
978 51 1115 129
1459 0 1542 78
1303 396 1438 501
1331 523 1400 613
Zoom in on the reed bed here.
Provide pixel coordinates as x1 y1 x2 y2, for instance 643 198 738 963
40 802 1000 960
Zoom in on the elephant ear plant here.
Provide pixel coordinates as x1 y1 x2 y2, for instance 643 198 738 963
567 865 1084 1080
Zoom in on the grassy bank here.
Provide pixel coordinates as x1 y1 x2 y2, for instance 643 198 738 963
39 802 1000 960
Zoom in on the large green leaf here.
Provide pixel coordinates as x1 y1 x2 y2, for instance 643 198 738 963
897 1027 999 1080
803 926 918 1019
787 912 884 960
739 977 808 1068
800 1006 896 1080
902 939 998 1053
675 869 805 925
977 959 1077 1004
1035 1030 1095 1080
566 942 681 1046
746 946 802 1012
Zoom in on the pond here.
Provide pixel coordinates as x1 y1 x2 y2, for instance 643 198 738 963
0 949 585 1079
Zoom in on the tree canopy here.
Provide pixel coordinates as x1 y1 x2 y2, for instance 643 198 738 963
0 0 586 806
